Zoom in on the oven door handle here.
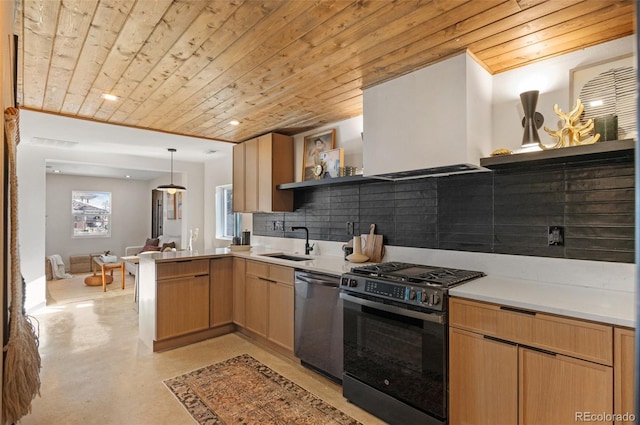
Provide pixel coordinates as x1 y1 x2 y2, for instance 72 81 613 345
339 292 445 324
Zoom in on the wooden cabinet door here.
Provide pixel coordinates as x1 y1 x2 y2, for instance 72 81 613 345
614 328 635 425
270 133 294 211
245 275 268 337
156 275 210 340
232 142 245 212
257 134 273 212
210 257 233 328
232 258 246 327
449 327 518 425
244 137 259 212
519 348 613 425
267 281 294 351
232 133 293 213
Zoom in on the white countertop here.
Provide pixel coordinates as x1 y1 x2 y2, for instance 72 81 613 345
139 246 372 276
139 247 636 328
449 276 635 328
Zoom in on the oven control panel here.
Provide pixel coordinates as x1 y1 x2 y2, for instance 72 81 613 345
341 274 444 310
365 280 405 300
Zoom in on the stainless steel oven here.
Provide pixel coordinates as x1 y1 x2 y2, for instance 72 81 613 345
341 292 446 424
340 262 485 425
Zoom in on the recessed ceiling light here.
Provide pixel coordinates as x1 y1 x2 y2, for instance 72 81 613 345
101 93 119 101
125 175 131 179
229 120 240 126
53 169 61 173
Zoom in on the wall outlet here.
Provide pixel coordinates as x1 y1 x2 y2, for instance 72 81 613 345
346 221 354 235
273 220 284 231
548 226 564 246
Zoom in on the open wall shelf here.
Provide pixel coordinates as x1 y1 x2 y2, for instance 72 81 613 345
480 139 635 169
279 140 635 189
278 175 374 189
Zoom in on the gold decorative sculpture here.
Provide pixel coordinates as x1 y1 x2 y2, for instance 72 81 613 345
541 99 600 149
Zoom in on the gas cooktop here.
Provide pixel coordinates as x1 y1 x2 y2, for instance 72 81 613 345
348 261 486 288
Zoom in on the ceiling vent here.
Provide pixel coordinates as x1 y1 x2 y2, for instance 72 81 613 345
29 137 78 148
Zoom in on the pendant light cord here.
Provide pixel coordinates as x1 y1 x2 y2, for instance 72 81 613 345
169 150 174 185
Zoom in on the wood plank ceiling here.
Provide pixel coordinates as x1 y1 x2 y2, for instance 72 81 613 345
15 0 635 144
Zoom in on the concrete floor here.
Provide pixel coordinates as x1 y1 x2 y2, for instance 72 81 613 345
22 293 385 425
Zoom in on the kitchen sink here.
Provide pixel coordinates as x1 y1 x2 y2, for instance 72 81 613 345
260 253 310 261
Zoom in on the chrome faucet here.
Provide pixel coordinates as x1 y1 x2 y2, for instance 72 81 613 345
292 226 314 255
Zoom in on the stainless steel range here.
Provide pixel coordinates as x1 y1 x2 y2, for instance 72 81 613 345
339 262 485 425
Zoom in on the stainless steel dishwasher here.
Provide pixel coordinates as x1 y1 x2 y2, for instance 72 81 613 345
294 270 343 383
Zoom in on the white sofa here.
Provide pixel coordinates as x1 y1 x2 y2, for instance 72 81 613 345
124 235 181 275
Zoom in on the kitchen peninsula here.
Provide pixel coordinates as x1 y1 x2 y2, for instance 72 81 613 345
136 247 357 352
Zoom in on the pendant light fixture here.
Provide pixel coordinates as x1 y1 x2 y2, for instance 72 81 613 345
156 148 186 194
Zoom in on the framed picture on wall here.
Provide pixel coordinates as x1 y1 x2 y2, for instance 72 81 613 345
167 192 176 220
570 54 634 106
177 192 183 219
320 148 344 178
570 53 636 140
302 129 335 181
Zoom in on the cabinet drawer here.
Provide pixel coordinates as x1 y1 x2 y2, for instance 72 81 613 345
157 259 209 280
269 264 293 285
450 298 613 365
246 260 269 278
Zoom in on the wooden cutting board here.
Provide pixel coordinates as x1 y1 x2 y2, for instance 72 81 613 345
362 224 384 263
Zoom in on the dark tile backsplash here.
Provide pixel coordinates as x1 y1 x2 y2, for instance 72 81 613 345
254 158 635 263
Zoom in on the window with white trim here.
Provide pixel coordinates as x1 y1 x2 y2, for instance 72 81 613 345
72 191 111 238
216 185 240 239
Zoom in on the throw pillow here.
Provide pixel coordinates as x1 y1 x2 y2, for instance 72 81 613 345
161 241 176 251
141 244 161 252
145 238 160 247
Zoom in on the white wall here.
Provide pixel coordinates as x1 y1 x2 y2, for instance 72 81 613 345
203 155 232 249
466 54 493 163
46 174 150 261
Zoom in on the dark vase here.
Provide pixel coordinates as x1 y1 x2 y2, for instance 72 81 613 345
594 114 618 141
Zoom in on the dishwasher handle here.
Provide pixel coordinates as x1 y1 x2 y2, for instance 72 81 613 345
294 272 340 288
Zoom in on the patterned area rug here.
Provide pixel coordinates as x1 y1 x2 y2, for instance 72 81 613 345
163 354 361 425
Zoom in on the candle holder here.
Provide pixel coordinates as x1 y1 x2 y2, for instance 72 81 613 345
520 90 544 147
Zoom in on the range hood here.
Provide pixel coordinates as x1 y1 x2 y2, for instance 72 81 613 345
370 163 488 180
362 52 492 180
